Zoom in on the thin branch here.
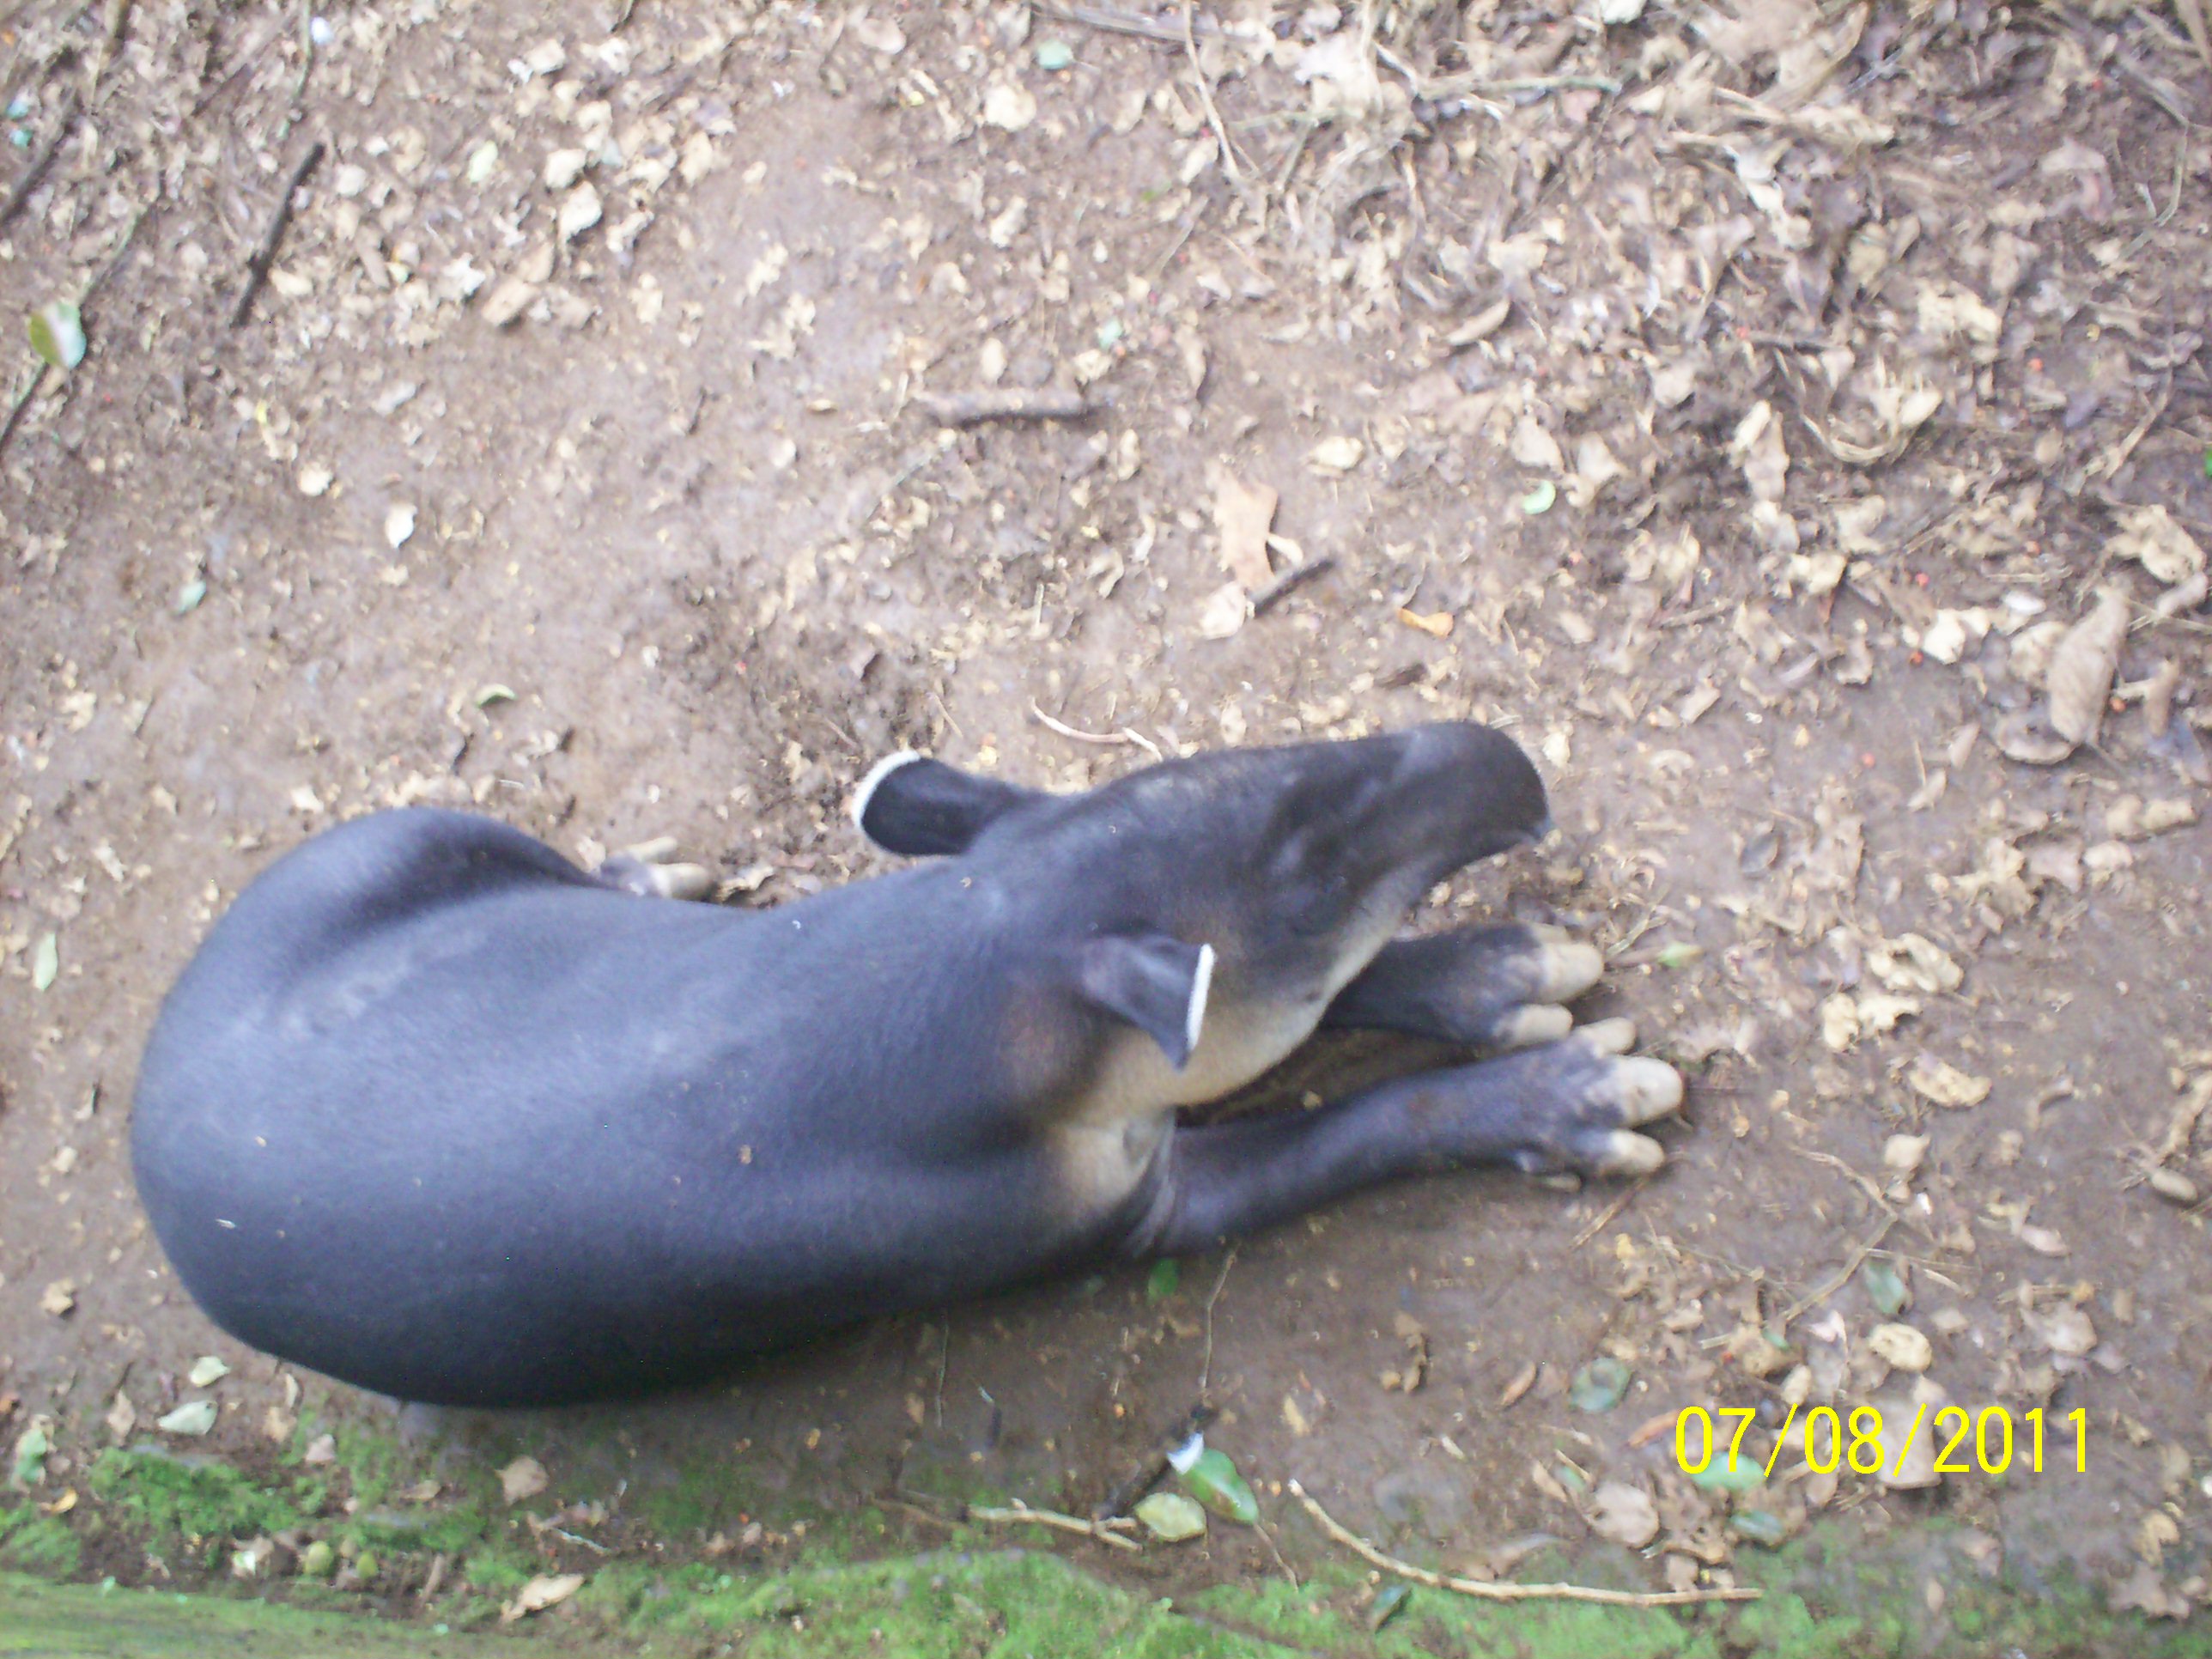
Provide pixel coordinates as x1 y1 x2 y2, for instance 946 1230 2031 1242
1569 1172 1654 1250
913 386 1088 425
1774 1214 1895 1329
969 1501 1142 1552
1289 1480 1761 1606
229 138 324 328
1249 553 1338 616
1030 702 1164 762
1197 1246 1237 1397
0 87 80 230
1036 3 1219 45
1181 0 1254 200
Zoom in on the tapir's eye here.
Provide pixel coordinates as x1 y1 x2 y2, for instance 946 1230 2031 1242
1282 870 1350 938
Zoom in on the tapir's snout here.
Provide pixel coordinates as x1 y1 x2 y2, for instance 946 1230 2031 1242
1368 720 1552 872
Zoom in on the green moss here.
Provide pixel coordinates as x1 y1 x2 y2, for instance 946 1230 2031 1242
595 1547 1285 1657
0 1569 513 1656
0 1505 82 1577
86 1445 307 1541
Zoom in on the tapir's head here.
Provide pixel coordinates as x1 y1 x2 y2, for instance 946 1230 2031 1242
852 723 1550 1090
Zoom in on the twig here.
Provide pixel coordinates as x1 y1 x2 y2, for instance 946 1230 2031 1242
0 87 80 230
969 1502 1142 1552
1181 0 1254 199
913 386 1089 425
291 0 315 106
1030 702 1164 762
1036 3 1219 45
1249 553 1338 616
1289 1480 1760 1605
1774 1214 1895 1329
1375 46 1622 100
1569 1173 1653 1250
229 138 324 327
0 364 53 459
1197 1246 1237 1396
1094 1402 1216 1522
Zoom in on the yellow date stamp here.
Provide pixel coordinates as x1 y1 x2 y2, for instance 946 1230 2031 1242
1675 1404 2088 1481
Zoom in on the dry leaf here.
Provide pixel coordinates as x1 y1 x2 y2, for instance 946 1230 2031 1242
1589 1480 1660 1549
1398 608 1453 639
1307 435 1364 474
500 1455 550 1505
1197 581 1250 641
1868 1323 1932 1372
1907 1056 1990 1109
1209 467 1278 591
501 1573 586 1623
2046 588 2130 746
2108 506 2205 586
1499 1360 1538 1408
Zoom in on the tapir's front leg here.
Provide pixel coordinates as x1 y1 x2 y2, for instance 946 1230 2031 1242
1322 923 1604 1050
1128 1020 1680 1256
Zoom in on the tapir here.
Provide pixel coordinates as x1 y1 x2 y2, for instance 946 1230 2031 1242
131 722 1683 1407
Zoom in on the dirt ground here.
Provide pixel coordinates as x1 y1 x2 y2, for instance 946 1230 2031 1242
3 0 2210 1644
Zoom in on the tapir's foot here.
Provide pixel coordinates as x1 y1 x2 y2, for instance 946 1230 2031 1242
597 836 715 902
1326 923 1603 1051
1432 1017 1683 1177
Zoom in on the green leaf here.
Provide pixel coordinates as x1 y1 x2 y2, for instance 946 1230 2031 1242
1145 1259 1180 1302
28 301 85 370
1519 479 1557 515
175 578 207 615
475 683 517 708
11 1425 50 1487
156 1400 218 1437
1569 1356 1631 1413
1368 1583 1413 1631
1729 1508 1788 1547
186 1355 231 1389
1862 1259 1909 1316
1656 941 1704 969
1688 1448 1765 1492
1036 40 1074 70
31 932 58 992
1177 1446 1258 1525
1133 1492 1206 1540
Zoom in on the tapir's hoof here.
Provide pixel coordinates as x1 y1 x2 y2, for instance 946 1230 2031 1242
599 837 716 902
1408 921 1606 1051
1474 1018 1685 1179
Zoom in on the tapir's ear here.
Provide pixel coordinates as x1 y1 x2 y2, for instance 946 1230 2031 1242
1076 934 1215 1070
852 752 1039 857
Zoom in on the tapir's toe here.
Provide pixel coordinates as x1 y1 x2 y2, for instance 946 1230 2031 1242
1609 1055 1684 1123
1594 1128 1668 1176
600 839 717 902
1576 1016 1638 1056
1528 929 1605 1003
1496 1003 1573 1049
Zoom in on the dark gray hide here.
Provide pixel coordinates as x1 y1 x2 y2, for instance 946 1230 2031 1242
131 722 1680 1406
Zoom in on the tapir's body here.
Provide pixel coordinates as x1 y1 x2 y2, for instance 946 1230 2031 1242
134 725 1684 1406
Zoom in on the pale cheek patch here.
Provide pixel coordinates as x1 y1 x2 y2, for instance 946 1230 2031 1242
1185 943 1216 1058
850 750 925 831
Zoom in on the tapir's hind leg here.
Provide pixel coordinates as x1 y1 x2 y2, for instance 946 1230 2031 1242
1130 1019 1681 1255
1322 923 1603 1051
595 836 715 902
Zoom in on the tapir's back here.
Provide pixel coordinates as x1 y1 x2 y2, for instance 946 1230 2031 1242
130 808 1114 1404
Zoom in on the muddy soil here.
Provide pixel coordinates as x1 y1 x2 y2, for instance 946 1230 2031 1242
2 0 2209 1640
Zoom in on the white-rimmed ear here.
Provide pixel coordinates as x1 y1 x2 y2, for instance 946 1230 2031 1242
851 751 926 830
850 752 1042 857
1076 933 1215 1070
